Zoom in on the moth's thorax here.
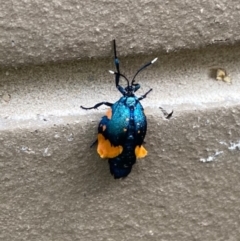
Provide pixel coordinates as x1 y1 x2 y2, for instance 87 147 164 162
125 96 137 107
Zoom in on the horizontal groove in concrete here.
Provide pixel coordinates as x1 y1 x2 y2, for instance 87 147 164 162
1 43 240 130
1 0 240 67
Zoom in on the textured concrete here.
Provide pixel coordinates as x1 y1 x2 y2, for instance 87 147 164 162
1 0 240 67
1 44 240 123
1 0 240 240
1 107 240 241
1 43 240 240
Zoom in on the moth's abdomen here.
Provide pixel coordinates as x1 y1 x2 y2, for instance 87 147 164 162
108 108 147 179
108 143 136 179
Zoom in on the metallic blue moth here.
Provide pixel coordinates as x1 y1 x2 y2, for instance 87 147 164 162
81 40 157 178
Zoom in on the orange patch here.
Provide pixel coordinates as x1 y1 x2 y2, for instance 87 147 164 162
135 145 147 158
97 134 123 158
106 108 112 119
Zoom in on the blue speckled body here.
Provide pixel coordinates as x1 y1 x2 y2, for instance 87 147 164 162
81 40 156 179
98 96 147 178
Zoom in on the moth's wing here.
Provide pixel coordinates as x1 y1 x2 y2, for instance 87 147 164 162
133 101 147 146
97 115 123 159
105 100 130 146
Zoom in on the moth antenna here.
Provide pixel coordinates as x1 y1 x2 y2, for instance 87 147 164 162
131 57 158 85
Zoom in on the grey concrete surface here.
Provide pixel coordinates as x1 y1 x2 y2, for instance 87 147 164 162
1 0 240 240
1 107 240 241
1 0 240 67
1 42 240 240
1 44 240 124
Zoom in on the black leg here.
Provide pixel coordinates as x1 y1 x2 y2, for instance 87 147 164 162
138 88 152 101
80 102 113 110
90 139 98 148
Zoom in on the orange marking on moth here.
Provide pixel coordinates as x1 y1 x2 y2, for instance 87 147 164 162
135 145 147 158
106 108 112 119
97 134 123 158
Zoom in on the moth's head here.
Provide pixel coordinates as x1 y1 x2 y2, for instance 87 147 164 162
124 81 140 96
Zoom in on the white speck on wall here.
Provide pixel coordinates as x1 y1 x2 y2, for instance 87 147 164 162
149 230 154 236
18 146 35 154
67 133 74 142
43 147 52 157
21 146 28 152
228 140 240 150
219 141 228 146
200 150 223 162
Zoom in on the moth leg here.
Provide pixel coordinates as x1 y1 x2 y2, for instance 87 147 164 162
90 139 98 148
138 88 152 101
80 102 113 110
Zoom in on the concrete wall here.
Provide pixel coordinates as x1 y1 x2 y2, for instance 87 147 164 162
1 0 240 240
